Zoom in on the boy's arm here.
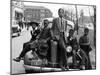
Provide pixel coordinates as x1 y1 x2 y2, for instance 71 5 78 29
79 36 83 45
51 19 55 38
36 29 43 39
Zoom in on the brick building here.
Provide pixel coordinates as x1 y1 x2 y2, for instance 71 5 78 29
11 0 24 25
24 6 53 23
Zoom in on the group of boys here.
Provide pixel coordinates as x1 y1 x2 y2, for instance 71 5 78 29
13 8 92 70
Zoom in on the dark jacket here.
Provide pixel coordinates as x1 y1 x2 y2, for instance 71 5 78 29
79 35 92 53
30 28 40 41
38 27 51 41
67 36 78 50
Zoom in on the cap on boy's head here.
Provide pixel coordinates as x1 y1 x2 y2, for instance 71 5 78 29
69 29 74 33
84 28 89 32
30 22 39 26
44 19 48 22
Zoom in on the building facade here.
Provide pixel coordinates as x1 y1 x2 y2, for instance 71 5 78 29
11 0 24 26
24 6 53 23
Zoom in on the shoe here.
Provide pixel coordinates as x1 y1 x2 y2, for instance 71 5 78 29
60 66 66 71
65 66 69 70
13 57 21 62
80 65 85 70
73 66 77 69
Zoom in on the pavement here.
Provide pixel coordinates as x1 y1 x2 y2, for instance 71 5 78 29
11 27 31 74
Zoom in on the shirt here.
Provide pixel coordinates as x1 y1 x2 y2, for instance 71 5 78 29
79 35 90 45
58 17 66 32
67 36 78 49
79 35 92 53
30 28 40 41
39 27 51 40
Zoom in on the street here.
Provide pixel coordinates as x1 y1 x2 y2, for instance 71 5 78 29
11 28 31 74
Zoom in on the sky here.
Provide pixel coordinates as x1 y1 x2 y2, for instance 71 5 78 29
22 1 94 17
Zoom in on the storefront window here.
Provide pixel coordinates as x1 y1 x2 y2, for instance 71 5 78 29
40 13 45 17
15 11 23 21
40 9 45 12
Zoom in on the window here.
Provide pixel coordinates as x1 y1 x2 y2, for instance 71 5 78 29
40 14 45 17
15 11 23 20
40 9 45 12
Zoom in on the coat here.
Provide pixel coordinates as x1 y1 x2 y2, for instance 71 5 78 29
51 17 67 40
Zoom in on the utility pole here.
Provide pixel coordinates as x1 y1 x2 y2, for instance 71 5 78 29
80 10 84 28
88 6 96 47
75 5 78 35
94 6 96 47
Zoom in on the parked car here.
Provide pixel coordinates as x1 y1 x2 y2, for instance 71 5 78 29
11 24 21 37
23 18 80 73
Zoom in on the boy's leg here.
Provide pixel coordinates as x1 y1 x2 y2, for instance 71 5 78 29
13 42 33 62
72 50 77 69
86 53 92 69
79 49 88 70
58 38 68 70
19 44 31 59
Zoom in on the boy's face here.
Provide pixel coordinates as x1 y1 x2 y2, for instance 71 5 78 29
84 30 89 35
69 30 74 37
32 24 36 29
44 20 49 27
58 9 64 18
73 45 78 50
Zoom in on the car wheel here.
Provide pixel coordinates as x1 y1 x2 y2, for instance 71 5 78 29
25 70 32 73
25 69 37 73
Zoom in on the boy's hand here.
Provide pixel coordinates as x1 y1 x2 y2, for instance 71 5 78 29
36 36 39 40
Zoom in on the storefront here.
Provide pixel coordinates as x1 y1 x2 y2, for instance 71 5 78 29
11 0 24 26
